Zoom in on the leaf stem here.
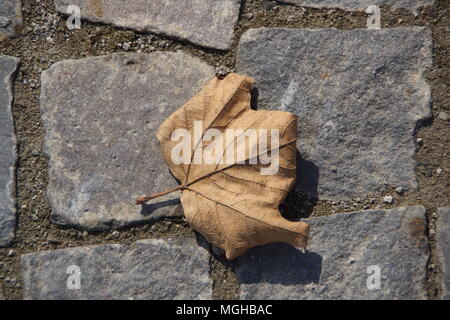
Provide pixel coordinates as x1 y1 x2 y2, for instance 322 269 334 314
135 185 185 205
135 137 297 205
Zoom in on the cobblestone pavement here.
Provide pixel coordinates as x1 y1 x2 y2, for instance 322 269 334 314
0 55 18 247
0 0 448 300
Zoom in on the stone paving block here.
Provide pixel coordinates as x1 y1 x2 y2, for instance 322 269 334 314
236 206 429 299
54 0 241 50
40 52 214 230
237 27 432 200
276 0 435 14
0 0 23 41
22 236 212 299
0 55 19 247
437 207 450 300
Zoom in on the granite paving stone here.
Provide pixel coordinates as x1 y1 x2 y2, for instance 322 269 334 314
236 206 429 299
237 27 433 200
40 51 214 230
54 0 241 50
276 0 435 14
0 55 19 246
0 0 23 42
436 206 450 300
22 236 212 299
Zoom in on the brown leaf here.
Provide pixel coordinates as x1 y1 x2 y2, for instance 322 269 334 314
137 73 309 260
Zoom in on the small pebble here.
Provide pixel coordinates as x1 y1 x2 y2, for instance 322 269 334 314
438 111 448 121
436 168 443 175
7 249 14 257
215 65 231 79
122 42 131 51
383 196 394 204
111 231 120 238
346 258 355 265
416 138 423 145
395 187 404 194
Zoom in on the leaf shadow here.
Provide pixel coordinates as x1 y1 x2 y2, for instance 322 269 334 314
280 150 320 221
196 233 322 287
140 197 181 216
250 87 259 110
235 243 322 286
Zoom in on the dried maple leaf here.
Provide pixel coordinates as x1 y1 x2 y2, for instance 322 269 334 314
137 73 309 260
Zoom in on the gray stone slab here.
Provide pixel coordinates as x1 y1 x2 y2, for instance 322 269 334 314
437 207 450 300
0 0 22 41
236 206 429 299
0 55 18 247
54 0 241 50
237 27 432 200
22 236 212 299
40 52 214 230
276 0 434 14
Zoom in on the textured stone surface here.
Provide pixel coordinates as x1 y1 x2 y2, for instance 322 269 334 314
437 207 450 300
22 236 212 299
54 0 241 50
41 52 214 230
236 206 429 299
0 55 18 247
237 27 432 200
276 0 435 14
0 0 23 41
